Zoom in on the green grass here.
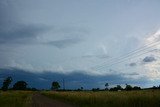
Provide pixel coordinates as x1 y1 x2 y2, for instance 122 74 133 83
1 90 160 107
42 90 160 107
0 91 33 107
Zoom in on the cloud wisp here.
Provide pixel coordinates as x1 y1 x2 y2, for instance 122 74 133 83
143 56 156 63
129 62 137 67
0 24 49 44
45 38 82 49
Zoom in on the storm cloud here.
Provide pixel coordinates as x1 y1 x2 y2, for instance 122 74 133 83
129 62 137 67
0 0 50 45
143 56 156 63
45 38 82 49
0 24 49 44
0 0 160 88
0 68 148 89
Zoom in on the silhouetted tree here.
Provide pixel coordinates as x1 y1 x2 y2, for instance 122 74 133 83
81 87 84 90
31 88 38 91
77 87 84 91
125 84 132 91
77 88 81 91
116 85 123 90
26 87 38 91
92 88 100 91
150 86 160 89
51 81 60 90
110 85 123 91
13 81 28 90
105 83 109 90
110 87 117 91
1 76 12 91
133 86 141 90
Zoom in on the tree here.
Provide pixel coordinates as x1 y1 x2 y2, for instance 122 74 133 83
133 86 141 90
116 85 123 90
77 87 84 91
105 83 109 90
51 81 60 90
92 88 100 91
125 84 132 91
13 81 28 90
1 76 12 91
81 87 84 90
109 85 123 91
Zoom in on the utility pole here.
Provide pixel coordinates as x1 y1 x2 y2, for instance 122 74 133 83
63 78 65 90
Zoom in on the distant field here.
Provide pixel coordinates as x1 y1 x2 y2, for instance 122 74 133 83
42 90 160 107
0 91 33 107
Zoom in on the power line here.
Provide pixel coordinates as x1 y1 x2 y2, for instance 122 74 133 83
92 44 160 71
92 41 160 70
94 50 152 71
93 40 160 69
62 78 65 90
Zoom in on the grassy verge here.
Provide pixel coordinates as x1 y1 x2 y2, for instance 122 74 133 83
42 90 160 107
0 91 33 107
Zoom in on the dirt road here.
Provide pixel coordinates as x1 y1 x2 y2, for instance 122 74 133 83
32 93 76 107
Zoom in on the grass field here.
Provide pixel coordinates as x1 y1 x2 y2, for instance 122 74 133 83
0 91 33 107
1 90 160 107
42 90 160 107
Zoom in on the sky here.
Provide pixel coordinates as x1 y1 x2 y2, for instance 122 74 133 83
1 0 160 89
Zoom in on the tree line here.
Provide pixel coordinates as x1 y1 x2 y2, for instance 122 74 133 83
1 76 30 91
1 76 160 91
0 76 61 91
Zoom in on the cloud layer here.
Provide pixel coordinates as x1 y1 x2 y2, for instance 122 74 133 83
0 68 149 89
1 0 160 87
45 38 82 49
0 24 49 44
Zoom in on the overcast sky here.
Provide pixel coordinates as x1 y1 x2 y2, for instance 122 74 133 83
1 0 160 87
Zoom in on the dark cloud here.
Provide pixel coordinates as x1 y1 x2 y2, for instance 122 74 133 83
0 68 148 89
0 1 88 47
0 1 50 45
45 38 82 49
0 24 49 44
129 62 137 67
127 72 139 76
143 56 156 63
43 26 89 49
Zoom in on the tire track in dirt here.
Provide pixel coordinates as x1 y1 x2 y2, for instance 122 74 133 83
32 93 76 107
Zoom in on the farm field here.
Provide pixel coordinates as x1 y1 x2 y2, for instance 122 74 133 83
1 90 160 107
42 90 160 107
0 90 75 107
0 91 33 107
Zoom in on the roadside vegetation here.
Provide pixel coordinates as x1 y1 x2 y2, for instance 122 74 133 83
42 90 160 107
0 77 35 107
0 91 33 107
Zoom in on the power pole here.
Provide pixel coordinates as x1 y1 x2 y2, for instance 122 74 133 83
63 78 65 90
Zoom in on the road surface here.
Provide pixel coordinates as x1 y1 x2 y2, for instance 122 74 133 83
32 93 76 107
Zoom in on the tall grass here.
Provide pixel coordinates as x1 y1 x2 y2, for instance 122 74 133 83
0 91 33 107
42 90 160 107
